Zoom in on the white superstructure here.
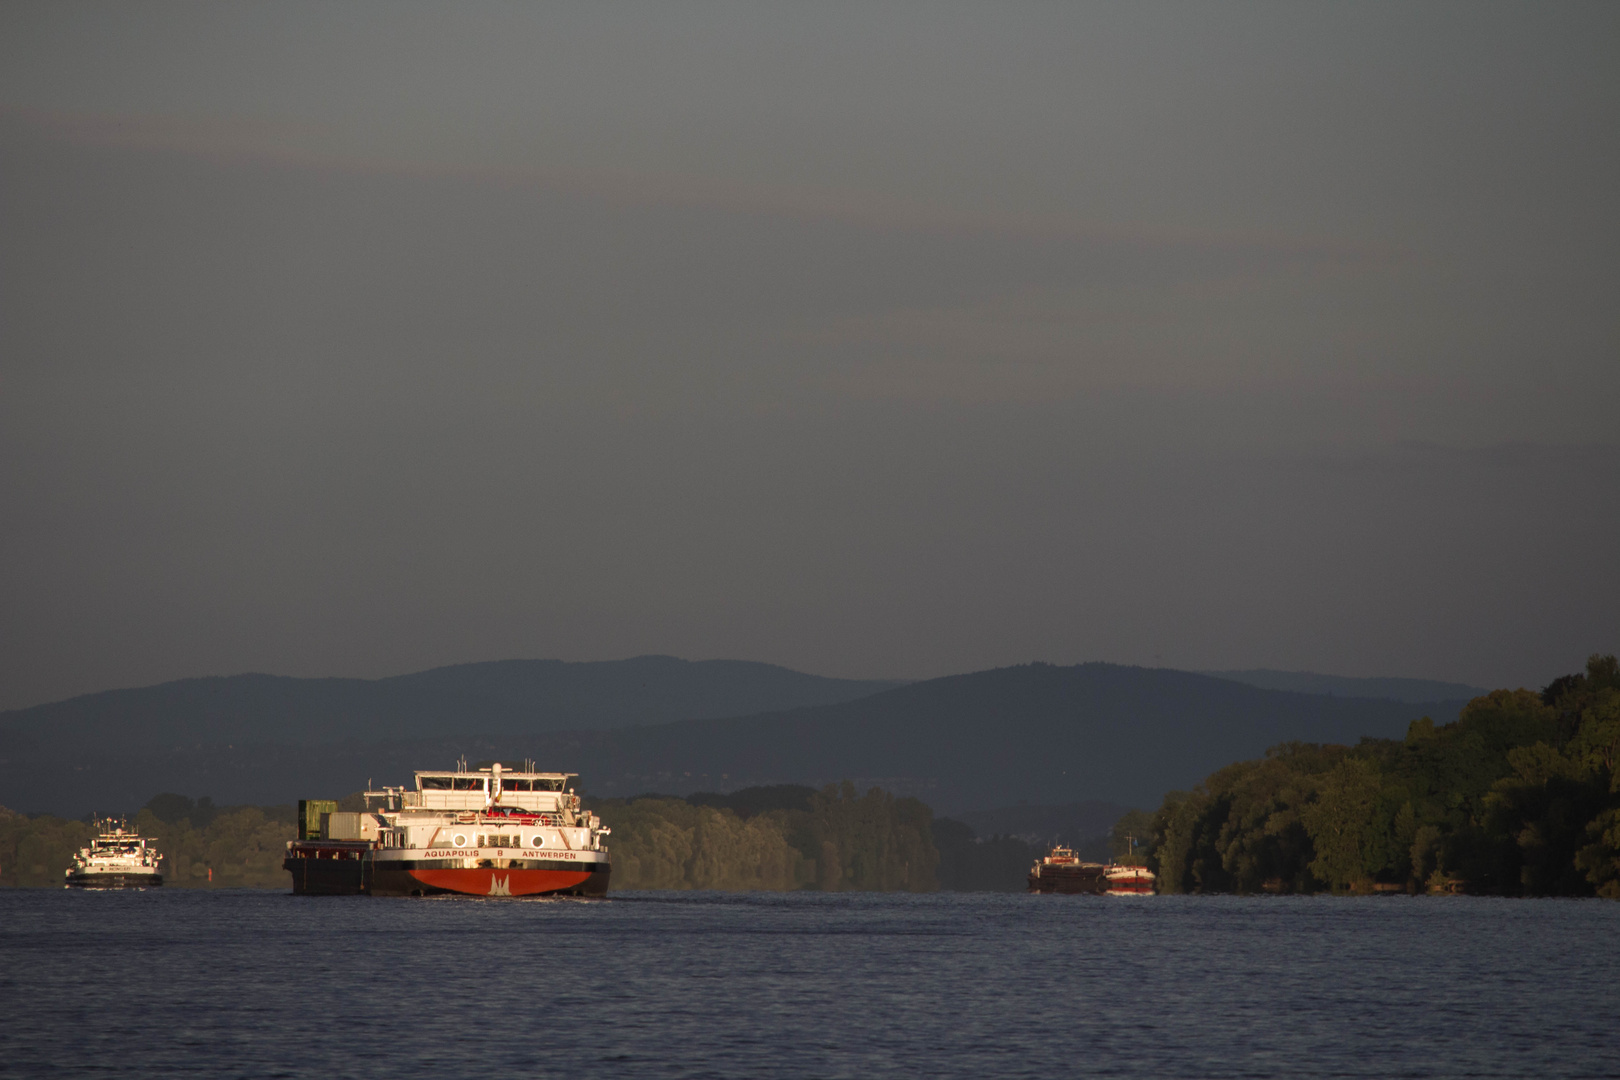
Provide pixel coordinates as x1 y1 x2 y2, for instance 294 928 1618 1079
65 819 164 888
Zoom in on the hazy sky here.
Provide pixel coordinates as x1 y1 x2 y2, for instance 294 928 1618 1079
2 2 1616 709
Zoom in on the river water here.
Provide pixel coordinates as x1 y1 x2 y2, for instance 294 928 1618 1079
1 889 1616 1078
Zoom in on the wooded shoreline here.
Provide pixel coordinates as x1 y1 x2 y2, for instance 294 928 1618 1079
1148 655 1620 897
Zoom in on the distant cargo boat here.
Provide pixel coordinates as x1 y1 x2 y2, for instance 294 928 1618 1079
65 819 164 888
1027 846 1108 894
284 763 611 898
1027 846 1156 895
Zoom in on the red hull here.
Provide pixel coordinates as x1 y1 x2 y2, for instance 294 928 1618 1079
284 844 610 897
1104 868 1157 895
407 866 595 897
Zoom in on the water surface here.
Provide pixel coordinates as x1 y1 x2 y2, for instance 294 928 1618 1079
1 890 1615 1077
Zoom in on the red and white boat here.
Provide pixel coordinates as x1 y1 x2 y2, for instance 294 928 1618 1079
1104 863 1156 895
284 763 610 898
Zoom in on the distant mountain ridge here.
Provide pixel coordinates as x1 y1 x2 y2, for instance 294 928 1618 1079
506 663 1465 813
1200 669 1487 703
0 660 1467 817
0 656 905 751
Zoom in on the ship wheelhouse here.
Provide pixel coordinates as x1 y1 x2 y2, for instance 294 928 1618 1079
394 766 575 813
65 819 164 888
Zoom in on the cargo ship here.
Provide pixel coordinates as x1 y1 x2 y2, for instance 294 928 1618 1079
284 763 611 898
1027 846 1108 894
65 819 164 888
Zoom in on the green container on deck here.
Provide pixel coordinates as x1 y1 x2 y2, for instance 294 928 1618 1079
298 799 339 840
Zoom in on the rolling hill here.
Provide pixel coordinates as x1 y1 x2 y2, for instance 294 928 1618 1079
0 660 1468 817
0 655 902 751
508 663 1466 813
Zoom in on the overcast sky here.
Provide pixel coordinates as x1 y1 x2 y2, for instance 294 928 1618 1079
1 2 1616 708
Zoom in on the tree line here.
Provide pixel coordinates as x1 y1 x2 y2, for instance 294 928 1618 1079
1146 654 1620 896
592 782 939 891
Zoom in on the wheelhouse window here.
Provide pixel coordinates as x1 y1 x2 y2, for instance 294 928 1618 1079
420 776 454 790
452 777 485 791
502 779 533 791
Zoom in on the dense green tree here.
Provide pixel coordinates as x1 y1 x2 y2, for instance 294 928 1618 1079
132 805 295 888
1575 807 1620 898
593 782 938 892
1302 756 1389 890
0 809 93 887
794 782 937 892
1150 743 1344 894
1151 655 1620 897
1492 654 1620 896
597 798 809 890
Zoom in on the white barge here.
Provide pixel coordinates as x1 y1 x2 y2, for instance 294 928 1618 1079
284 763 610 898
65 819 164 888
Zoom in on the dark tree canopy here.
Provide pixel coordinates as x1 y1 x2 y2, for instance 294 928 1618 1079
1148 655 1620 897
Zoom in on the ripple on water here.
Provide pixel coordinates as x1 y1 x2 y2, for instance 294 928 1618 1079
1 889 1616 1078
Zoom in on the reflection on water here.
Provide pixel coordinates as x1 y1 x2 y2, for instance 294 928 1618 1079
2 889 1616 1078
